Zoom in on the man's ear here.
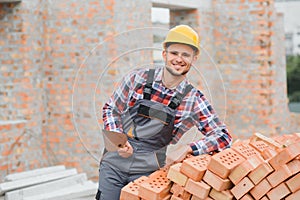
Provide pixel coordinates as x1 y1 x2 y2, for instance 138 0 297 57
192 54 198 63
162 50 167 60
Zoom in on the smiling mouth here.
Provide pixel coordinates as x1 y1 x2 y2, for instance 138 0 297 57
172 63 185 69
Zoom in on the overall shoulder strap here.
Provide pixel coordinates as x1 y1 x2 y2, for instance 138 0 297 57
143 69 155 100
168 84 194 109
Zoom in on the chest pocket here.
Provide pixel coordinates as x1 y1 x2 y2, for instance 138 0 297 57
121 69 193 150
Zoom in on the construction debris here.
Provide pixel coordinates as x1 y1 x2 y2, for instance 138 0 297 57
120 132 300 200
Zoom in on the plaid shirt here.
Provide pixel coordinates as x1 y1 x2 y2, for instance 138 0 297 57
102 66 232 155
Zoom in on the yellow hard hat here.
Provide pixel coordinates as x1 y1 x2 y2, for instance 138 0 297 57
163 25 200 53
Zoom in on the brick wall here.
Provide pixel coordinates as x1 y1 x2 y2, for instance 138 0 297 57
0 1 48 179
0 0 299 182
0 0 153 181
43 0 153 181
170 0 300 140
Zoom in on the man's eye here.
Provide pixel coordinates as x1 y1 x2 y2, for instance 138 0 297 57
182 53 191 58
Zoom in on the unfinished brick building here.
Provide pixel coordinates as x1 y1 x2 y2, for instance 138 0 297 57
0 0 299 182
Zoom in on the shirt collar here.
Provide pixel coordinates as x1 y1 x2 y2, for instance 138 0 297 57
154 66 190 93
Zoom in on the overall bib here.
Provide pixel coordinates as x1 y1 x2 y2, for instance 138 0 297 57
97 69 193 199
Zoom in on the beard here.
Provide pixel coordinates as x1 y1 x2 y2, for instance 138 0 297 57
165 64 190 76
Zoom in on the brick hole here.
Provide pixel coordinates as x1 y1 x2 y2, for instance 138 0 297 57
197 159 206 165
152 184 159 188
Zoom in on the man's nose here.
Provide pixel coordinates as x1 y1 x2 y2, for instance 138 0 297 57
175 54 185 62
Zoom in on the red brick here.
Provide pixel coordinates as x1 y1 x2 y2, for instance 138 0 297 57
248 161 274 185
161 194 172 200
149 168 169 178
207 148 245 179
203 170 233 191
185 179 210 200
167 163 188 187
134 176 149 185
250 178 272 200
138 170 172 200
230 177 254 199
0 164 10 172
286 159 300 174
285 172 300 193
180 191 191 200
240 194 254 200
170 183 192 199
120 181 141 200
273 134 298 147
267 182 291 200
170 183 185 197
180 154 211 181
229 154 263 184
250 132 283 150
260 196 270 200
209 188 234 200
286 189 300 200
190 195 201 200
191 195 213 200
232 143 261 159
261 148 277 160
170 195 183 200
268 142 300 170
266 164 292 187
249 140 271 153
250 9 266 15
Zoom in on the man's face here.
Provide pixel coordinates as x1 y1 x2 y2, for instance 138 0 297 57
162 43 198 76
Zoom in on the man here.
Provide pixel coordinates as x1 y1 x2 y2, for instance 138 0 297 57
96 25 232 200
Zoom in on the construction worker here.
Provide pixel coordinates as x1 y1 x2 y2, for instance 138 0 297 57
96 25 232 200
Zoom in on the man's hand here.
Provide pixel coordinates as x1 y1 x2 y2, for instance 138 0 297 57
165 144 192 167
117 141 133 158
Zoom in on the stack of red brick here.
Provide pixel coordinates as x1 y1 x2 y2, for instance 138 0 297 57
120 133 300 200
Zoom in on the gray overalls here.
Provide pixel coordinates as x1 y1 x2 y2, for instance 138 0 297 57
97 69 193 200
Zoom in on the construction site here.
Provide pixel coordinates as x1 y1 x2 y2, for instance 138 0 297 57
0 0 300 199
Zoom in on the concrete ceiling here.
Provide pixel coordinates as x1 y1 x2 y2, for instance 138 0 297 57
0 0 21 3
152 0 201 10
